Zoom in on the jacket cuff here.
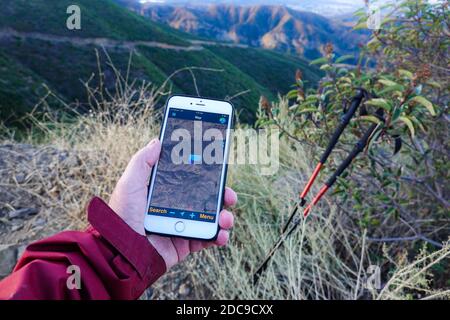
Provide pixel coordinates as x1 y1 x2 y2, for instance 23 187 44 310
86 197 166 285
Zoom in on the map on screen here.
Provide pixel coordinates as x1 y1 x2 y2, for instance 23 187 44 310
147 108 229 223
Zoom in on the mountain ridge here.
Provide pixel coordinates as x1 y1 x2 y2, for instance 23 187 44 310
139 4 366 60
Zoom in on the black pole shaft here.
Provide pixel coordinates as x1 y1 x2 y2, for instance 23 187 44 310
281 203 299 234
319 90 365 164
326 121 380 187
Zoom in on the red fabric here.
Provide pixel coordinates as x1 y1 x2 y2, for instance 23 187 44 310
0 197 166 300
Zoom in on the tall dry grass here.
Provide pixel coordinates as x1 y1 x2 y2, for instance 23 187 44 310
192 137 450 299
0 61 448 300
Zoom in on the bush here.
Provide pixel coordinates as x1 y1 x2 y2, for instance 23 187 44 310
256 0 449 297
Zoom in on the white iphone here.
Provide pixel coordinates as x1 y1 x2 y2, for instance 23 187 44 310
144 95 234 240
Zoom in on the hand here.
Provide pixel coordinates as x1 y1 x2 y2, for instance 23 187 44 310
109 138 237 269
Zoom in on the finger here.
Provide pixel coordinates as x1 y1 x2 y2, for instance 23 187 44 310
133 138 161 170
171 237 190 261
190 240 205 252
202 241 215 249
122 139 161 183
219 209 234 230
214 229 230 246
224 187 237 208
147 234 178 269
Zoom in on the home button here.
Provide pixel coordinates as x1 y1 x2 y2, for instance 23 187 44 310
174 221 185 233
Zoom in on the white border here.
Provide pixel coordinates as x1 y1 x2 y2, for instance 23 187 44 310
144 95 233 240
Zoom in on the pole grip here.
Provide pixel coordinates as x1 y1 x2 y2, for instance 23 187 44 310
299 162 322 201
319 90 364 164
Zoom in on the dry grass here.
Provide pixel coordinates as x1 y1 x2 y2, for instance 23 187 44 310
192 149 370 299
0 66 448 300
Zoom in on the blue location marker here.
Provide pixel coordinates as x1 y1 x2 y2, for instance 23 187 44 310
189 154 201 164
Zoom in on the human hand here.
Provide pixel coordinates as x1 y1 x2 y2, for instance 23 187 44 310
109 138 237 269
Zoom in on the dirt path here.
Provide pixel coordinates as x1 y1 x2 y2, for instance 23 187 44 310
0 28 204 51
0 28 251 52
189 39 249 48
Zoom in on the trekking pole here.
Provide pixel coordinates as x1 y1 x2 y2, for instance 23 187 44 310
281 89 367 234
252 90 367 284
302 110 383 218
252 108 384 285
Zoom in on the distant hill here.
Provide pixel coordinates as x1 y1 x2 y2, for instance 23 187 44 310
0 0 320 125
122 0 364 18
139 4 366 60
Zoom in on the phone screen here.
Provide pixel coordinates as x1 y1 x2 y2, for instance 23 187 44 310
147 108 230 224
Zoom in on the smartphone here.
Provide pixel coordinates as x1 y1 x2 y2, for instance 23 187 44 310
144 95 234 240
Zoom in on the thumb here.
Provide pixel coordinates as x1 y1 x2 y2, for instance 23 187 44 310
124 138 161 182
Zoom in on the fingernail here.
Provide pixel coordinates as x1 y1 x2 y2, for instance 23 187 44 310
149 138 158 145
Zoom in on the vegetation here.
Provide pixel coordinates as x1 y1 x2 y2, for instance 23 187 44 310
0 0 187 44
256 0 449 296
205 46 322 95
0 0 319 125
0 52 51 121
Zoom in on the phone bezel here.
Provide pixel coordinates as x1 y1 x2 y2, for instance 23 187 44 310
144 95 234 241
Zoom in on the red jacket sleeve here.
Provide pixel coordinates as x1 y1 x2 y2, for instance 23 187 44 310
0 197 166 300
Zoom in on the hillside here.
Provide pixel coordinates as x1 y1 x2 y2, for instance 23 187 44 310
120 0 363 18
0 0 320 125
140 4 366 59
0 0 186 44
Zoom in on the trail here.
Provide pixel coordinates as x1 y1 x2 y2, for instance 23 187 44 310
0 28 203 51
0 28 249 51
189 39 249 48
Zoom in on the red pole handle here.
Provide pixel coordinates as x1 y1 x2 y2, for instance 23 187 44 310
299 163 323 200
